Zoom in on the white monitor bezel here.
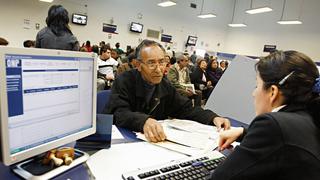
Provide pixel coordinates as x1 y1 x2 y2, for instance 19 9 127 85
0 47 97 166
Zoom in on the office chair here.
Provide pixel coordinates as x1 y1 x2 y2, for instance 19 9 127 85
96 90 111 114
76 90 113 150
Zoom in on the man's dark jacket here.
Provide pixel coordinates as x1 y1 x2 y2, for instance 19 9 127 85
105 69 219 132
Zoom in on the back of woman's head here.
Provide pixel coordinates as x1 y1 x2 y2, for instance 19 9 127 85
256 50 320 120
46 5 71 36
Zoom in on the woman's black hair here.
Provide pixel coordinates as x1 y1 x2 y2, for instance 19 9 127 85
46 5 72 36
207 59 219 72
255 50 320 120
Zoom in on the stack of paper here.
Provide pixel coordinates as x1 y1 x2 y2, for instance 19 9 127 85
137 119 220 156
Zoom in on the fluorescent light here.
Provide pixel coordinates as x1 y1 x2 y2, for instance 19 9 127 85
157 1 176 7
228 23 247 27
39 0 53 2
245 7 273 14
277 20 302 25
197 13 217 18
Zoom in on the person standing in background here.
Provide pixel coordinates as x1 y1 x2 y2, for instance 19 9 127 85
35 5 79 51
190 51 197 65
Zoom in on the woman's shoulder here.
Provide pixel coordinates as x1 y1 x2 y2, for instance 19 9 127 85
37 27 51 36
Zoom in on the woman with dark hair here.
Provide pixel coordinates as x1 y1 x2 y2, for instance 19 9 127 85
207 59 223 88
190 59 213 100
35 5 79 51
210 50 320 180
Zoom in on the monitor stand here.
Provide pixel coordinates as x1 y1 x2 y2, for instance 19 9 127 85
11 149 89 180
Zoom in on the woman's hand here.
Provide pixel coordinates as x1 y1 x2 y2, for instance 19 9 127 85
218 127 244 151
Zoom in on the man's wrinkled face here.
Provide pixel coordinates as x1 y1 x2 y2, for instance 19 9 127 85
137 45 166 85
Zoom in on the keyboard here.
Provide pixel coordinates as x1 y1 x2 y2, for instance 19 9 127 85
122 151 226 180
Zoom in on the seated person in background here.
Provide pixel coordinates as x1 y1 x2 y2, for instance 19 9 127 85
106 39 230 142
0 37 9 46
167 54 202 107
97 45 118 91
111 48 123 65
207 58 223 89
23 40 35 48
84 40 92 52
117 51 139 75
211 50 320 180
163 53 171 76
92 45 99 55
115 42 124 55
191 59 213 100
220 60 228 72
35 5 79 51
79 46 88 52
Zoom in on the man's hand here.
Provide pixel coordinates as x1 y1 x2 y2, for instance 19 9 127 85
218 127 244 151
213 117 231 131
185 89 194 97
143 118 167 143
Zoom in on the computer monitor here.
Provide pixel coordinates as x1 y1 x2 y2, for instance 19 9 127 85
129 22 143 33
186 36 197 46
72 13 87 25
0 47 97 166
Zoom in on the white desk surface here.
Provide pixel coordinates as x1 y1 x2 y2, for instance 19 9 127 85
86 142 186 180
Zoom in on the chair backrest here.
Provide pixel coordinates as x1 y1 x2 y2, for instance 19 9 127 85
96 90 111 114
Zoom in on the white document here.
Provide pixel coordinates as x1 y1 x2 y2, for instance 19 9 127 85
164 119 219 139
111 125 124 140
136 119 220 156
180 83 195 94
86 142 186 180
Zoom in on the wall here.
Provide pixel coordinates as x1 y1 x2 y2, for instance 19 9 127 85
0 0 232 52
224 0 320 61
0 0 319 61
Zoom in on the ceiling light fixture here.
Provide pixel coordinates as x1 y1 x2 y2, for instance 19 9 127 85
228 23 247 27
277 0 303 25
198 13 216 18
277 20 302 25
39 0 54 2
245 0 273 14
157 0 176 7
246 7 273 14
228 0 247 27
197 0 217 19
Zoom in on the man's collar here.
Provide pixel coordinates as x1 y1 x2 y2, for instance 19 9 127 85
174 63 186 71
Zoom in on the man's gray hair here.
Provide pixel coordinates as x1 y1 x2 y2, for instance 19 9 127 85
176 53 186 63
135 39 165 61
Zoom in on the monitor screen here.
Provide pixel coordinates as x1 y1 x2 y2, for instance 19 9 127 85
263 45 276 52
161 34 172 43
130 22 143 33
72 13 87 25
103 23 117 33
0 47 96 165
187 36 197 46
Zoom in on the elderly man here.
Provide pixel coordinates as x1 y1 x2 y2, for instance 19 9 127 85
106 39 230 142
167 54 202 106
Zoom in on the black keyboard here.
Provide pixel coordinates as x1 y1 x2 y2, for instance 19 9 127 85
122 151 225 180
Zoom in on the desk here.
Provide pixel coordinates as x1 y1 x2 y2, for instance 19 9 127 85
0 118 247 179
0 162 90 180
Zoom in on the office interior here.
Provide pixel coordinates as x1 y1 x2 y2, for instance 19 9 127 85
1 0 320 179
1 0 320 61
